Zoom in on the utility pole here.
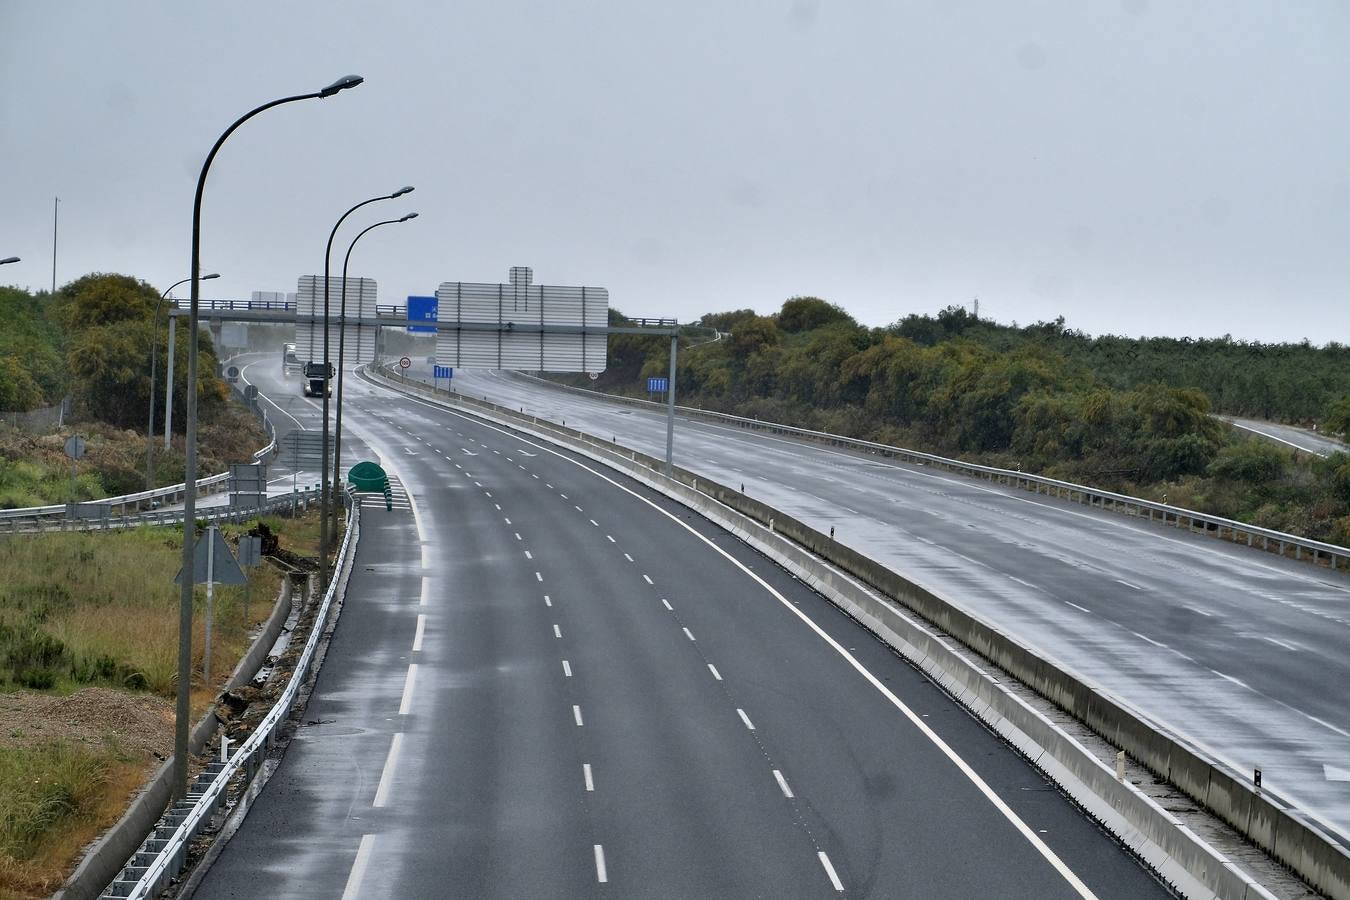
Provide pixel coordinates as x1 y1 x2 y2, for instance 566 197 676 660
51 197 59 294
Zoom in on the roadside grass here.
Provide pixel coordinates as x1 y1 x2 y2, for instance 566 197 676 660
0 739 141 900
0 509 324 897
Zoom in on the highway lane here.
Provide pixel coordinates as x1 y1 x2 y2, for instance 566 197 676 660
195 361 1168 898
1221 415 1349 459
437 366 1350 840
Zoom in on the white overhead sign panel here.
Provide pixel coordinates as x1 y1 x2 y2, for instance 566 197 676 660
434 267 608 373
296 276 379 365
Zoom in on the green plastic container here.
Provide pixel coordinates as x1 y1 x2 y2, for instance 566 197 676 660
348 460 389 492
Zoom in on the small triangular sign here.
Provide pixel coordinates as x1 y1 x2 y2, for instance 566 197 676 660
174 528 248 585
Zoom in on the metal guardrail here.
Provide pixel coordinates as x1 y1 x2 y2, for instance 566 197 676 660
101 491 359 899
510 372 1350 572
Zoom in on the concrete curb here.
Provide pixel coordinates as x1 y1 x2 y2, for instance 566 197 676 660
370 367 1349 900
52 577 296 900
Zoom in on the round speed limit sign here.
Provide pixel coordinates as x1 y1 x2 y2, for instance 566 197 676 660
399 356 412 370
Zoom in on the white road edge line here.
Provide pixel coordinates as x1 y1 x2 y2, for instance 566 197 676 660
341 834 376 900
373 733 404 807
398 664 418 715
374 378 1102 900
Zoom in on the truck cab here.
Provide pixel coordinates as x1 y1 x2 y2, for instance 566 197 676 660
303 361 333 397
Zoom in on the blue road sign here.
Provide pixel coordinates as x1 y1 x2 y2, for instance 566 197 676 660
407 295 438 333
433 365 454 380
647 377 669 393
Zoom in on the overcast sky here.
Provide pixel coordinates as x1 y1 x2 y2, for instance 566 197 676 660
2 1 1346 343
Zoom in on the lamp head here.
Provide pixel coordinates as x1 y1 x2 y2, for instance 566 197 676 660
202 272 221 281
400 213 419 222
0 257 18 265
390 186 415 199
320 75 364 97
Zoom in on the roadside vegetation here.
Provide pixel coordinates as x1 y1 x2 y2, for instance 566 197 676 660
0 511 322 898
558 301 1350 546
0 274 265 508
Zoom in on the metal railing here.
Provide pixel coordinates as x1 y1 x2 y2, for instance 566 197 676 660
509 372 1350 572
101 491 359 899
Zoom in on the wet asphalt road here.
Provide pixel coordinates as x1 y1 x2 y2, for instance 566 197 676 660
431 366 1350 842
193 360 1167 899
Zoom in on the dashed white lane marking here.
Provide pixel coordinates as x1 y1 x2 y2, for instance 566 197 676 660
484 491 492 498
683 627 696 642
514 532 522 540
412 615 426 652
494 503 501 511
399 664 419 715
818 851 845 892
590 519 599 527
535 571 543 582
504 517 512 524
546 483 554 489
661 598 673 611
1115 578 1142 590
1185 604 1215 617
737 708 755 731
341 834 376 900
474 481 482 487
531 473 539 479
573 705 584 726
544 594 553 607
1065 601 1092 615
518 465 526 470
575 505 584 513
623 553 634 562
419 577 429 607
553 624 562 639
708 663 722 681
560 493 568 499
524 550 533 560
773 769 795 798
607 535 616 543
1008 575 1038 589
1131 630 1167 649
562 659 572 677
583 763 595 791
594 844 607 883
642 574 653 585
373 733 404 807
1263 636 1299 652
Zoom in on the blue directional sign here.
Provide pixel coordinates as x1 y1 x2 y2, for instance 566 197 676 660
407 295 438 333
647 377 669 393
433 365 454 380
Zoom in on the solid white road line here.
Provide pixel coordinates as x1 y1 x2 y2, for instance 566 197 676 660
642 574 653 585
573 704 584 726
661 598 673 611
683 627 696 642
737 708 755 731
380 384 1102 899
708 663 722 681
594 844 608 883
412 614 426 652
818 851 845 892
399 664 419 715
341 834 376 900
773 769 795 798
562 659 572 677
373 733 404 807
583 763 594 791
553 624 562 638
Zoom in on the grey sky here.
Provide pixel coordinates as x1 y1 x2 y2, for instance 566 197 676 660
2 1 1346 343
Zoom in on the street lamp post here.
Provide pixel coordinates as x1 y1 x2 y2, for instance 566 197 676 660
173 74 363 801
332 213 417 504
318 185 413 592
148 274 218 491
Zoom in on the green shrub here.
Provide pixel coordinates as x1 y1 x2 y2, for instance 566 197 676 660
1208 440 1291 484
